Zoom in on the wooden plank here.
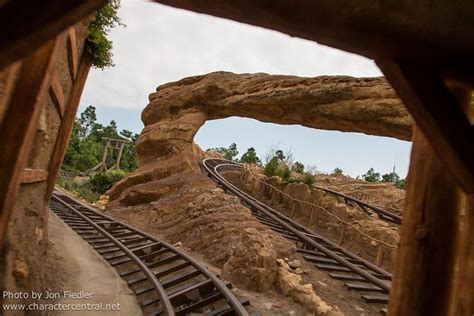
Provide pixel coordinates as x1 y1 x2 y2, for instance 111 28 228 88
377 59 474 193
0 0 107 68
0 39 60 246
49 76 66 118
387 126 463 316
67 27 78 80
21 168 48 184
44 51 92 202
152 1 474 65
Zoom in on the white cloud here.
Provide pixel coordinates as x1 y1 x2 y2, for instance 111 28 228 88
81 0 381 110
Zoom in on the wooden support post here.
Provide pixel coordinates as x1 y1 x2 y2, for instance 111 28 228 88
387 126 463 315
44 52 91 201
447 193 474 315
376 244 384 267
308 206 315 227
290 201 296 219
338 223 346 245
377 59 474 193
115 142 125 170
0 39 60 246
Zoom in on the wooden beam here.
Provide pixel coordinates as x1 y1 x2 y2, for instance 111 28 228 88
448 193 474 315
44 51 92 202
152 0 474 64
388 126 463 315
67 27 78 80
21 169 48 184
0 0 107 68
377 59 474 193
50 76 66 118
0 39 60 246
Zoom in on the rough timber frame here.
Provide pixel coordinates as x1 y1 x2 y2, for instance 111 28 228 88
0 1 472 315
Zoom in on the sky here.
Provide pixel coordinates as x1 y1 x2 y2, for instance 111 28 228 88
79 0 412 178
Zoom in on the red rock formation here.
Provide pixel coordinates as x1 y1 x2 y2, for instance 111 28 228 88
107 71 412 292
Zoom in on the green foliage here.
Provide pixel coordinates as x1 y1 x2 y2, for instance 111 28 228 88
292 162 304 174
86 0 125 69
63 106 139 174
207 143 239 161
264 156 314 187
362 168 381 182
302 173 315 186
264 157 279 177
333 167 343 175
382 171 400 183
240 147 261 164
90 170 127 194
394 178 407 190
56 178 101 203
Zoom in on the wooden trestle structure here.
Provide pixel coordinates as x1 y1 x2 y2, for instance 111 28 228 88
0 1 472 315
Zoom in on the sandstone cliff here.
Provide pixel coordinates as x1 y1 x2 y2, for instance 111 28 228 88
106 71 412 295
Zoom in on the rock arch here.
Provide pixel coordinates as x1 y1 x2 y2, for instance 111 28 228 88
109 71 412 200
105 71 412 296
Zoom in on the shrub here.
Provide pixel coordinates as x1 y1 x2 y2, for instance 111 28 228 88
333 167 343 175
264 157 279 177
394 178 407 190
362 168 381 182
292 162 305 174
280 166 291 182
90 170 127 194
302 173 315 186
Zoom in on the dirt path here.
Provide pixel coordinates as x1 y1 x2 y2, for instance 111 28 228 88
42 212 141 316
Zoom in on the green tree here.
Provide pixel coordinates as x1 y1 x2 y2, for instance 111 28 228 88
275 149 285 161
362 168 381 182
333 167 343 175
207 143 239 161
264 157 279 177
382 171 400 183
77 105 97 140
394 178 407 190
292 162 305 174
240 147 261 164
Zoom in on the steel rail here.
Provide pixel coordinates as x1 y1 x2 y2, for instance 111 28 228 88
213 162 392 278
202 158 391 293
52 193 175 315
51 190 249 316
313 186 402 225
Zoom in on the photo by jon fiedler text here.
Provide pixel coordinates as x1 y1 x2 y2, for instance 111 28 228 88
2 290 121 312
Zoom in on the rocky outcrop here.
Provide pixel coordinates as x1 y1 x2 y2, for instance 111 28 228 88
107 71 411 292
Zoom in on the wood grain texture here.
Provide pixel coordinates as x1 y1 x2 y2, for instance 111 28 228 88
387 126 462 316
67 27 78 80
21 169 48 184
50 76 66 118
44 51 92 202
377 59 474 193
0 39 60 245
0 0 107 68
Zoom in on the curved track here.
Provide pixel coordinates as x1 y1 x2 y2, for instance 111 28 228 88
313 186 401 225
201 158 392 314
50 190 251 316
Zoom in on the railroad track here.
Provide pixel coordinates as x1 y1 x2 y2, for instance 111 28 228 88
201 158 392 314
313 186 402 225
50 190 253 316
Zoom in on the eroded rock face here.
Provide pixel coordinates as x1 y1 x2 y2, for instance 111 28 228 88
107 71 412 292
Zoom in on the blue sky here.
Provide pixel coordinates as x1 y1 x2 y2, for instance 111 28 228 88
79 0 412 178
